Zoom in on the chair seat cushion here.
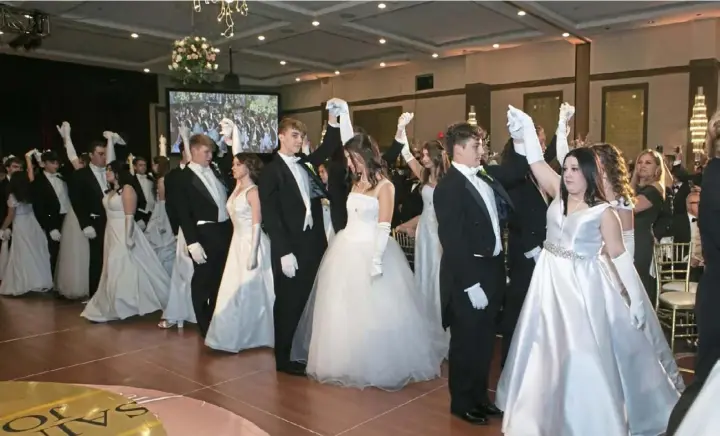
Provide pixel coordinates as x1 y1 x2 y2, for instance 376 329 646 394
659 291 696 309
662 281 698 293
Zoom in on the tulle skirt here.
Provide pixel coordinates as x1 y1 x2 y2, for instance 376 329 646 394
496 249 681 436
0 213 53 296
291 229 441 391
55 208 90 300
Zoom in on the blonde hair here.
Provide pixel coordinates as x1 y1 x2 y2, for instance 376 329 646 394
707 110 720 158
632 149 670 196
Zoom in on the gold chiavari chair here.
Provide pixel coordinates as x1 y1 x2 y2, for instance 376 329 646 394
392 229 416 270
654 241 697 369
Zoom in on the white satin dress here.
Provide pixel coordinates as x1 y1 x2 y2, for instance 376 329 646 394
81 192 170 322
291 181 441 391
54 205 90 300
496 198 681 436
414 185 449 360
145 197 176 275
205 185 274 353
674 362 720 436
161 229 196 326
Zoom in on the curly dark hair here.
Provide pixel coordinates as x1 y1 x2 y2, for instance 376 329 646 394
444 122 487 159
233 153 264 183
105 160 135 194
591 143 634 207
344 133 387 190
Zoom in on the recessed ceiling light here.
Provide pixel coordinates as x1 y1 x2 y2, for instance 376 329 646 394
131 33 139 39
378 3 386 9
143 68 150 73
280 60 287 65
258 35 265 41
213 48 220 53
562 32 570 37
432 53 438 58
312 20 320 26
379 38 386 44
295 77 301 82
24 14 31 19
0 31 3 35
335 70 340 75
493 43 500 48
517 10 526 16
380 62 386 67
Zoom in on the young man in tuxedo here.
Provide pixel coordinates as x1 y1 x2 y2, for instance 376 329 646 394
174 133 232 337
70 142 108 298
164 149 189 236
131 157 155 230
32 151 72 276
259 109 342 377
434 122 527 425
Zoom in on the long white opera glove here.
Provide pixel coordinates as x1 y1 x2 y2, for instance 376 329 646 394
395 112 414 145
611 251 646 329
280 253 298 278
56 122 78 162
159 135 168 157
400 143 415 163
508 105 544 164
465 283 489 310
125 215 135 248
622 230 635 258
82 226 97 239
104 131 117 164
179 125 192 158
0 229 10 241
127 154 135 175
370 222 391 277
507 108 526 156
49 229 62 242
32 150 44 168
326 98 353 144
247 224 261 270
187 242 208 264
556 103 575 164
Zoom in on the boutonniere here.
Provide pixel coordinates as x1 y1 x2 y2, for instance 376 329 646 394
321 198 330 207
477 167 493 182
304 162 317 175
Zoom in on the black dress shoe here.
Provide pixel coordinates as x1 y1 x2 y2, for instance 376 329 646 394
478 403 503 416
278 362 307 377
451 408 488 425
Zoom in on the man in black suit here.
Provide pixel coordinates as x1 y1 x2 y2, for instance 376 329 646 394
70 141 108 298
131 156 155 230
164 150 189 236
259 105 342 376
174 133 233 337
434 122 527 425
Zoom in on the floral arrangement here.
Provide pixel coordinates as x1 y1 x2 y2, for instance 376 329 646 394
168 36 219 84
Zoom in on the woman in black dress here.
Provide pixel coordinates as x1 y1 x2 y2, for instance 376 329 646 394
631 149 669 305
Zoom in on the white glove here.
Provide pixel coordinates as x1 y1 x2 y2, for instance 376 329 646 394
49 229 62 242
103 131 113 140
187 242 208 264
280 253 298 278
508 105 544 164
557 102 575 137
326 98 349 117
0 229 10 241
622 230 635 259
179 124 191 144
506 108 526 156
56 122 77 162
371 222 392 277
125 215 135 248
524 246 541 263
82 226 97 239
395 112 414 145
464 283 489 310
247 223 261 270
400 143 415 163
113 132 126 146
611 251 646 329
136 220 146 231
159 135 168 157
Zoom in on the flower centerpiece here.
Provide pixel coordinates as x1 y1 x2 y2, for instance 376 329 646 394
168 36 219 84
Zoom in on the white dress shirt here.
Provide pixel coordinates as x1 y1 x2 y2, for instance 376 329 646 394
452 162 502 256
689 213 701 258
43 171 69 214
136 173 155 213
188 162 229 222
278 153 313 230
89 164 107 192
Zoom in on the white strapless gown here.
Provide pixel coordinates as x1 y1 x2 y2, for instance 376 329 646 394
291 188 441 391
145 198 176 275
0 195 53 295
55 204 90 299
205 185 274 353
81 193 170 322
414 185 449 360
674 362 720 436
496 198 681 436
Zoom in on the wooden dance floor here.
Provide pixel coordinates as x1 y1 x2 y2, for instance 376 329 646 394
0 294 695 436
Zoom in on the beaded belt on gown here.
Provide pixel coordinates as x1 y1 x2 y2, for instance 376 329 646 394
543 241 586 260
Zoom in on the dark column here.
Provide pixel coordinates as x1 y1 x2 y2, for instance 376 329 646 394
574 42 591 140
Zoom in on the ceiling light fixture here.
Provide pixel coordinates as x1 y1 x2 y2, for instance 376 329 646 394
213 48 220 53
335 70 340 75
194 0 249 38
131 33 139 39
432 53 438 58
143 68 150 73
312 20 320 26
378 3 386 9
280 60 287 65
517 10 526 16
492 43 499 48
379 38 386 44
295 77 301 82
562 32 570 37
258 35 265 41
380 62 386 67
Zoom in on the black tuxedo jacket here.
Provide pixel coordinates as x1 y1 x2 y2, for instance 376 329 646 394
326 138 405 232
70 166 106 230
259 126 341 259
164 166 183 235
434 150 528 326
174 164 231 246
131 174 154 224
32 169 71 233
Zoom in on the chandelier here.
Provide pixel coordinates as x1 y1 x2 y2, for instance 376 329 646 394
689 86 708 154
467 105 477 126
193 0 249 38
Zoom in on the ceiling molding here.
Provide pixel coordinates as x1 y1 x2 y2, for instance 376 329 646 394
241 48 337 70
342 22 437 53
514 1 588 38
58 13 185 41
576 2 717 30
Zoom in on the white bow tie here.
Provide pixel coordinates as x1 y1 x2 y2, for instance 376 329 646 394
137 174 148 179
287 156 301 163
90 166 105 174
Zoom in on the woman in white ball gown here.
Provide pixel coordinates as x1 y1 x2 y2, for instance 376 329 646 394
496 106 681 436
291 133 441 391
205 153 274 353
144 155 176 275
82 161 170 322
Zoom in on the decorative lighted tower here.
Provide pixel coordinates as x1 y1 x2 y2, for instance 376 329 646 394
319 120 328 143
689 86 709 155
467 105 477 126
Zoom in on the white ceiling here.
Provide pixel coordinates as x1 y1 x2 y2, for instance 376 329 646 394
1 1 718 86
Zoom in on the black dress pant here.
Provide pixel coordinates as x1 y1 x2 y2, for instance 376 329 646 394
87 218 106 298
501 237 536 366
190 221 233 337
45 214 66 277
